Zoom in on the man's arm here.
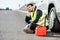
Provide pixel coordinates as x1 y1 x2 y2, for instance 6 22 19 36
25 16 31 24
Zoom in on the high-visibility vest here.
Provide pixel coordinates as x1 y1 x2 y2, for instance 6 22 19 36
31 8 49 26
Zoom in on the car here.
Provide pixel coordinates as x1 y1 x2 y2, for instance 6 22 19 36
38 0 60 32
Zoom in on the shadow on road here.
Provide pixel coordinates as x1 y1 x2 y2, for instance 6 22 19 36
46 31 60 38
24 31 60 38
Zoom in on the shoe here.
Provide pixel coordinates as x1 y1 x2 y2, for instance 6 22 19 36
23 28 34 33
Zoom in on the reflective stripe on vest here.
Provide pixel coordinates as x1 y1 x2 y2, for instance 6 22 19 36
31 8 49 26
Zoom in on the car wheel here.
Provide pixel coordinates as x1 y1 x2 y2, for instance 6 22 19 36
49 7 60 32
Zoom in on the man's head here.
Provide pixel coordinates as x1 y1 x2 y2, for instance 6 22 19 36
27 3 34 12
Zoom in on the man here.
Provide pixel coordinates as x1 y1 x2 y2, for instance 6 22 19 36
24 3 49 33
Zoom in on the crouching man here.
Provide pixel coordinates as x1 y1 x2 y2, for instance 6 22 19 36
24 3 49 33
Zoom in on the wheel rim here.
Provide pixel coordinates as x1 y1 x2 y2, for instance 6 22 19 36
49 10 55 29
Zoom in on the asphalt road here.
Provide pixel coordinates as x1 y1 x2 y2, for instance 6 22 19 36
0 10 60 40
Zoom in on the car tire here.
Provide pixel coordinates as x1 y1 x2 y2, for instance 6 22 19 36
49 7 60 32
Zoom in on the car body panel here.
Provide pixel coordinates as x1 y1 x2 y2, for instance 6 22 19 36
39 0 60 22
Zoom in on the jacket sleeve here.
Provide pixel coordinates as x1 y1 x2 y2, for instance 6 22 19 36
32 9 42 23
25 16 31 24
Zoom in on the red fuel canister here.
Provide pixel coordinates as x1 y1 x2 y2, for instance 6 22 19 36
35 26 46 36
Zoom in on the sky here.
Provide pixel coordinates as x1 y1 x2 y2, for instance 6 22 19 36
0 0 40 10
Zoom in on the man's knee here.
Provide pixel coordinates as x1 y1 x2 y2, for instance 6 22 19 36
30 23 37 31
